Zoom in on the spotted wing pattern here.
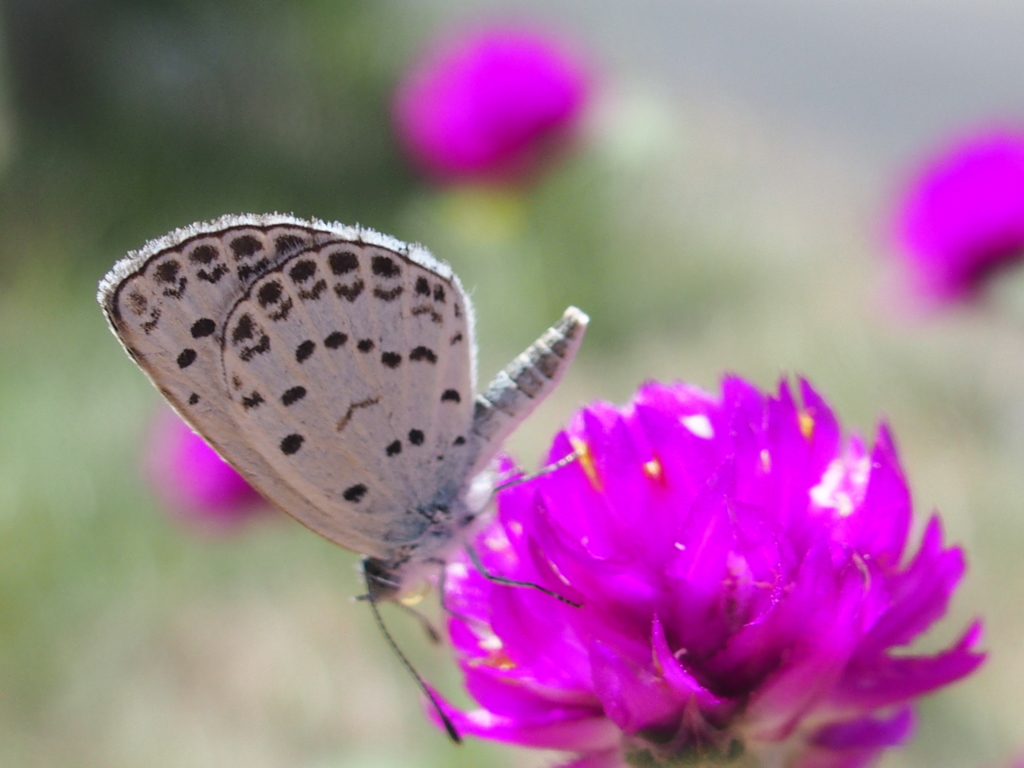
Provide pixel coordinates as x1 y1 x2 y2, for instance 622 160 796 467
220 239 474 554
98 214 477 558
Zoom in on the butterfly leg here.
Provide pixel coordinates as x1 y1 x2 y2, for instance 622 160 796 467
492 446 582 495
464 543 582 608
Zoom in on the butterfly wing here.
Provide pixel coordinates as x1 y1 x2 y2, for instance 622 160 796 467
220 239 476 554
99 214 477 558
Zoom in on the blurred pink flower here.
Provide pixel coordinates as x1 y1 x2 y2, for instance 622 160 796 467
145 407 265 527
896 129 1024 302
435 378 983 768
393 25 590 183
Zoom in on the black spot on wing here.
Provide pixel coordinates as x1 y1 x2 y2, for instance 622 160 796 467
257 280 293 320
453 436 466 445
343 483 368 503
197 265 228 284
188 393 200 405
189 245 218 264
280 433 304 455
386 440 402 456
232 314 255 342
298 279 327 300
154 260 180 284
154 260 186 299
258 281 283 307
330 251 359 275
408 429 424 446
230 314 271 361
357 339 374 353
231 235 262 259
335 280 364 302
289 260 326 299
296 340 315 363
281 386 306 406
371 255 401 278
324 332 347 348
415 277 430 296
373 285 403 301
239 335 270 361
381 352 401 368
242 391 264 409
237 258 270 282
450 332 463 345
433 284 445 303
441 389 461 403
177 349 197 368
289 259 317 283
412 305 443 324
409 346 437 363
191 318 216 338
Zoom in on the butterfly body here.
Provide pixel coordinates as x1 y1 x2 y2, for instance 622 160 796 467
99 214 587 598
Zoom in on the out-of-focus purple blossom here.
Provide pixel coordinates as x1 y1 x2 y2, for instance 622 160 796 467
896 130 1024 302
393 25 589 183
145 407 265 527
437 378 983 768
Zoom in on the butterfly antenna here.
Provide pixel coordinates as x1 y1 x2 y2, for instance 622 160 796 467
464 543 582 608
362 585 462 743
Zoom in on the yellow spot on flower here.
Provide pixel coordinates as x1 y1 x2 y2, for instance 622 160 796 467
643 457 663 482
470 637 517 671
798 411 815 441
570 436 602 491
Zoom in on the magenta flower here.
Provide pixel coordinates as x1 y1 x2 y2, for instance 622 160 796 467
393 25 589 182
145 407 266 527
896 130 1024 301
438 378 983 768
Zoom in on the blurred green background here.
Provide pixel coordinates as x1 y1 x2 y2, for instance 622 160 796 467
1 1 1023 766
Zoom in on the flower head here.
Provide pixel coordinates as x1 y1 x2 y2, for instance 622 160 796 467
896 129 1024 302
393 25 589 182
145 407 265 527
439 378 983 768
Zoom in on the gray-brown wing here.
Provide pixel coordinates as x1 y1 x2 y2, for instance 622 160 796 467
220 240 476 557
98 214 476 557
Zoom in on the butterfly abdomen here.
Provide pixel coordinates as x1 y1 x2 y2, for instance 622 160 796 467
468 306 589 472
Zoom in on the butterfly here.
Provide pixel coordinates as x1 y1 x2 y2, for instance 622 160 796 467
98 214 588 601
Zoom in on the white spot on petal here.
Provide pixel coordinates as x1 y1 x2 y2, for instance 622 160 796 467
682 413 714 439
810 453 871 518
479 634 503 651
